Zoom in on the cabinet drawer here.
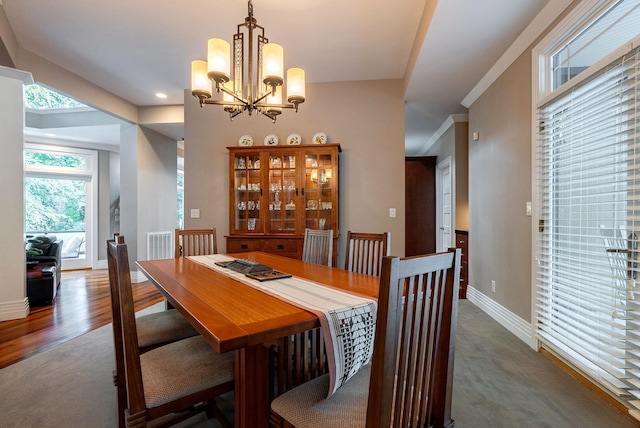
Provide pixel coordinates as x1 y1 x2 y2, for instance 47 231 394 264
226 239 261 253
263 239 302 257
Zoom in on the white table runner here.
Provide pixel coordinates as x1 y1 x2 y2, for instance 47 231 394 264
188 254 377 397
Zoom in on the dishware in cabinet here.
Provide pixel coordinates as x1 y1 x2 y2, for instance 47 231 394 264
230 150 262 233
304 150 335 231
267 153 298 233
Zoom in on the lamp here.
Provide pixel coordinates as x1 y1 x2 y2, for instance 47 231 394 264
190 0 306 122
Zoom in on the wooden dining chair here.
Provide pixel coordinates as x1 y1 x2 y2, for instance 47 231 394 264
344 231 391 276
107 237 235 428
108 236 199 428
270 248 461 428
302 228 334 267
175 228 218 257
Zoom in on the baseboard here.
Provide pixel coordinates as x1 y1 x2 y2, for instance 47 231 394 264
0 298 30 321
466 285 535 349
95 259 107 270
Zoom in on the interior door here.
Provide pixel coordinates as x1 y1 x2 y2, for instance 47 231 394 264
436 157 453 251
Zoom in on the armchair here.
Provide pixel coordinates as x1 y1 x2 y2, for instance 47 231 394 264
26 235 63 306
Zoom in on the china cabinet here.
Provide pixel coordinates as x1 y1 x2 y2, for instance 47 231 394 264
226 143 340 260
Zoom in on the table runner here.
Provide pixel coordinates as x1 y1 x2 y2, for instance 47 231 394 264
188 254 377 398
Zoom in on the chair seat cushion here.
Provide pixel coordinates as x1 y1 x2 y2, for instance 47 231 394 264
140 335 235 409
136 309 198 349
271 363 371 428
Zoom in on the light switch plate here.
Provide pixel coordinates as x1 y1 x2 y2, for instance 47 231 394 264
190 208 200 218
389 208 396 218
526 201 532 216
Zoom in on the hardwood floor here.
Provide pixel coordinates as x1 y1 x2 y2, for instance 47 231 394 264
0 269 163 369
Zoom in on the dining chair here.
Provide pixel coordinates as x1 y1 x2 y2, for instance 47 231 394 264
270 248 461 428
175 228 218 258
302 228 334 267
107 237 234 428
108 235 199 428
343 231 391 276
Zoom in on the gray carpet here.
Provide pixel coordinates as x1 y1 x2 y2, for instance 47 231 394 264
0 301 636 427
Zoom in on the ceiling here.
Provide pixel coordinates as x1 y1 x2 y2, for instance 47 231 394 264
1 0 553 155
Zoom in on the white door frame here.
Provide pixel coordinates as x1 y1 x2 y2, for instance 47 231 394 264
436 157 453 252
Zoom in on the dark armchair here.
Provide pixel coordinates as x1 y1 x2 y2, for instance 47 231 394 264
26 235 63 305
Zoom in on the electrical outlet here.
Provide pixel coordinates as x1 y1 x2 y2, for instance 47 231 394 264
491 280 496 293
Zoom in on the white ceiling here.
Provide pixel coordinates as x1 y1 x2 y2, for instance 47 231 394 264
1 0 553 154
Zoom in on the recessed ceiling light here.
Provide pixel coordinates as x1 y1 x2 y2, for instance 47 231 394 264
45 133 56 137
156 93 168 99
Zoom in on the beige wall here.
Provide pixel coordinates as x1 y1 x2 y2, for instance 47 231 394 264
119 125 178 266
468 50 533 320
455 122 469 231
425 119 469 233
467 2 579 322
184 79 406 263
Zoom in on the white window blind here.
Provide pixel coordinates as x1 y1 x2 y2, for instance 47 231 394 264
536 44 640 417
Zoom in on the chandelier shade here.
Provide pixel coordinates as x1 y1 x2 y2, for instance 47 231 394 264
190 0 305 122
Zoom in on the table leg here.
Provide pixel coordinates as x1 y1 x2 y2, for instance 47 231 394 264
235 344 269 428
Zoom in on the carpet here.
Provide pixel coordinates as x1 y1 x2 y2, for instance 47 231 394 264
0 303 232 428
0 301 636 427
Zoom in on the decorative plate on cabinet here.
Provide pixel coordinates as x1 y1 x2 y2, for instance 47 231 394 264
264 134 279 146
238 135 254 146
312 132 327 144
286 133 302 145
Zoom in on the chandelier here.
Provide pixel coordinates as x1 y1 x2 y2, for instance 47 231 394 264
190 0 305 122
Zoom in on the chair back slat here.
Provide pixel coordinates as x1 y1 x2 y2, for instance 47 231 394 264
107 239 147 416
175 228 217 257
107 235 126 428
302 228 333 267
367 248 461 428
344 231 390 276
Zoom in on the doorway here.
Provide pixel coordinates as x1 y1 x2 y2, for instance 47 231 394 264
436 157 453 252
24 144 97 270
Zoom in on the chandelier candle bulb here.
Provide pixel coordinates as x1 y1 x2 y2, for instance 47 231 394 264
191 60 212 99
207 38 231 83
262 43 284 86
287 68 306 105
265 86 283 118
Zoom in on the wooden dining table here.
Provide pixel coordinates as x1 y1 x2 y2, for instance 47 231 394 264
136 251 380 428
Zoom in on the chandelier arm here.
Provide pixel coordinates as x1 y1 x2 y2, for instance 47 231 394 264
217 83 250 106
253 88 275 104
202 99 246 107
261 111 278 123
255 102 297 109
228 110 243 120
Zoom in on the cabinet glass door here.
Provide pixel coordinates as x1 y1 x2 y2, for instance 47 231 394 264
304 152 334 231
233 153 261 233
267 153 297 233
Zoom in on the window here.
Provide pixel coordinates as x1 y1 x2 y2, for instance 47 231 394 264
177 141 185 229
534 0 640 419
177 168 184 229
552 0 640 89
24 84 86 110
25 144 97 270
